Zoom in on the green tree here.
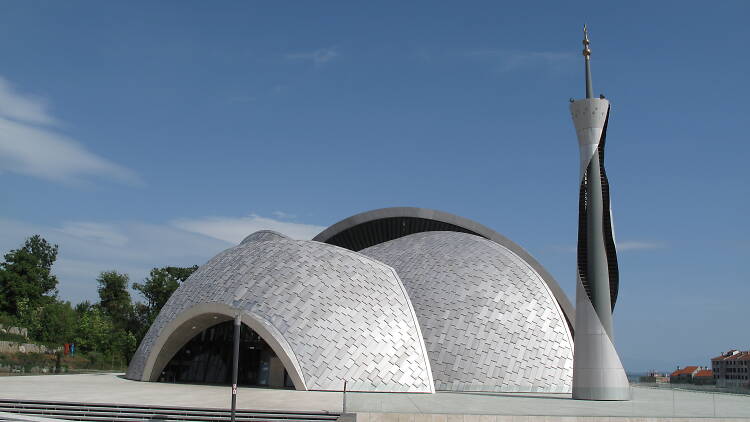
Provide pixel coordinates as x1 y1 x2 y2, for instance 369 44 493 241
96 271 132 329
133 265 197 318
130 301 152 345
75 300 93 315
131 265 197 345
34 301 77 344
111 328 137 363
0 235 59 317
74 307 115 354
74 305 137 364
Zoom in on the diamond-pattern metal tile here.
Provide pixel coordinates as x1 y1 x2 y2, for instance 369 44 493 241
361 231 574 392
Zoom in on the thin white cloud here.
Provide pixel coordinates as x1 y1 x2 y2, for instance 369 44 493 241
0 212 325 303
284 47 339 66
465 49 574 72
617 241 666 251
57 222 129 247
0 76 140 185
172 214 325 244
55 257 125 280
272 210 296 220
0 217 229 304
0 76 57 126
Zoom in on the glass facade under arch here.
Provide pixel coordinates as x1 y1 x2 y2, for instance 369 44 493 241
159 320 294 388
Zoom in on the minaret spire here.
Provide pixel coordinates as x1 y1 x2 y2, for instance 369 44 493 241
583 24 594 98
583 25 593 99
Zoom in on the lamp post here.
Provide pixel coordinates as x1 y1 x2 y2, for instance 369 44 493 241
231 311 240 422
230 285 247 420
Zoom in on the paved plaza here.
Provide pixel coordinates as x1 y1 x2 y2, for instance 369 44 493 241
1 373 750 419
0 373 340 412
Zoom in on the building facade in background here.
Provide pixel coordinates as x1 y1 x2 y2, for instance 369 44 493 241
693 368 715 385
712 350 750 388
669 366 700 384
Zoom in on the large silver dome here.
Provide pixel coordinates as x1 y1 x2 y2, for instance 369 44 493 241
126 236 434 392
127 208 577 393
362 231 574 392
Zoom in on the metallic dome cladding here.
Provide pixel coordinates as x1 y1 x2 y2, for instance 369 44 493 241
240 230 289 244
126 235 434 392
361 231 574 392
313 207 574 333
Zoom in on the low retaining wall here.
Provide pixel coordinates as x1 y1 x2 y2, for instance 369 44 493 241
0 341 61 354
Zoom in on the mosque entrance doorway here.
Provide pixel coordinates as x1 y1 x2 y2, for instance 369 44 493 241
158 320 294 388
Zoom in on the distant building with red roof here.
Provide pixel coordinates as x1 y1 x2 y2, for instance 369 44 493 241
693 368 715 385
712 350 750 388
670 366 700 384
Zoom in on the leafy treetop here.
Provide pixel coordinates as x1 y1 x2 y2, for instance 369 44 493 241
0 235 59 316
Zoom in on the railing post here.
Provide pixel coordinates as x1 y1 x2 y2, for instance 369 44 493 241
342 379 347 414
713 391 717 418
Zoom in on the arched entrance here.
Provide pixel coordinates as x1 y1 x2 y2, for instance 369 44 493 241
139 303 307 390
159 320 295 388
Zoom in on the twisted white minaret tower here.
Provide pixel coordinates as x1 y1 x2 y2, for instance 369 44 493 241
570 26 630 401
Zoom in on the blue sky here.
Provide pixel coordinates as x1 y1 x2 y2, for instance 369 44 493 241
0 1 747 372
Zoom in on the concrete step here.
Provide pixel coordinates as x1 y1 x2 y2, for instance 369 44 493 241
0 399 341 422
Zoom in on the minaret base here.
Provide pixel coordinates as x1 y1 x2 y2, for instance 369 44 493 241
573 385 631 401
572 277 631 401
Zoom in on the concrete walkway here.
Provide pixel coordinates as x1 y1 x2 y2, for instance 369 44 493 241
2 374 750 418
348 387 750 418
0 373 343 413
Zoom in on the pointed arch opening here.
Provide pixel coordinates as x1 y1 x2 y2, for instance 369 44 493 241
159 320 294 387
140 303 307 390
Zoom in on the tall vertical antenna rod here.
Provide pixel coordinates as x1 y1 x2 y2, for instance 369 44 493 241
583 25 593 99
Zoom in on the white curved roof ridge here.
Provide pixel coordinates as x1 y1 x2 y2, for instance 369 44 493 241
240 230 290 244
126 238 434 392
361 231 574 393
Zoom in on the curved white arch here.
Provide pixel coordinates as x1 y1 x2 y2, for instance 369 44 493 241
140 302 307 390
127 238 435 392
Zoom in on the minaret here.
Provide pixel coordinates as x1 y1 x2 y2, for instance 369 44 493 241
570 25 630 401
